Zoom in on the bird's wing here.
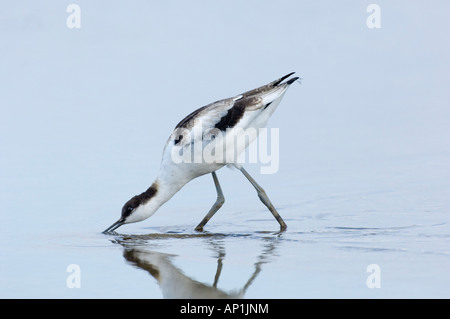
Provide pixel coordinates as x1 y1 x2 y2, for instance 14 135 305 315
169 72 299 146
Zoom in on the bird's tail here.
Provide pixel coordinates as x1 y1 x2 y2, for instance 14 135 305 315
240 72 300 99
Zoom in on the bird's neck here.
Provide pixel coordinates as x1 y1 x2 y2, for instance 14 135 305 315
156 159 194 198
144 169 189 211
132 176 182 223
136 159 193 222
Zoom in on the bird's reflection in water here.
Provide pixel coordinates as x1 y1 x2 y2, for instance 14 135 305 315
113 233 281 298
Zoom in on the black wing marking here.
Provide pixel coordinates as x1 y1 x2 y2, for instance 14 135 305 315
213 99 246 131
174 104 209 130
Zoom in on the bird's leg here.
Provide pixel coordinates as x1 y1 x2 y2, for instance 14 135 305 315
195 171 225 231
212 256 224 288
235 165 287 231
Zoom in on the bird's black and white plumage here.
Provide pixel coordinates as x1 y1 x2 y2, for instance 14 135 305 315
103 72 299 233
172 71 298 141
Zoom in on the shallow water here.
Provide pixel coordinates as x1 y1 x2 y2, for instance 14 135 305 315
2 135 450 298
2 190 449 298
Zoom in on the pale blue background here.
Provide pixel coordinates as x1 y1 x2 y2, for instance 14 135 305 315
1 1 449 298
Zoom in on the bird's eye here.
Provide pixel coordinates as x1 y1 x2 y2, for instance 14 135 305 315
122 205 135 218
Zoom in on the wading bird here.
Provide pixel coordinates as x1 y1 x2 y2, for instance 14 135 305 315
103 72 299 233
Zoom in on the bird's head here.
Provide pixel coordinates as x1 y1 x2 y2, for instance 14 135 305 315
103 183 159 233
